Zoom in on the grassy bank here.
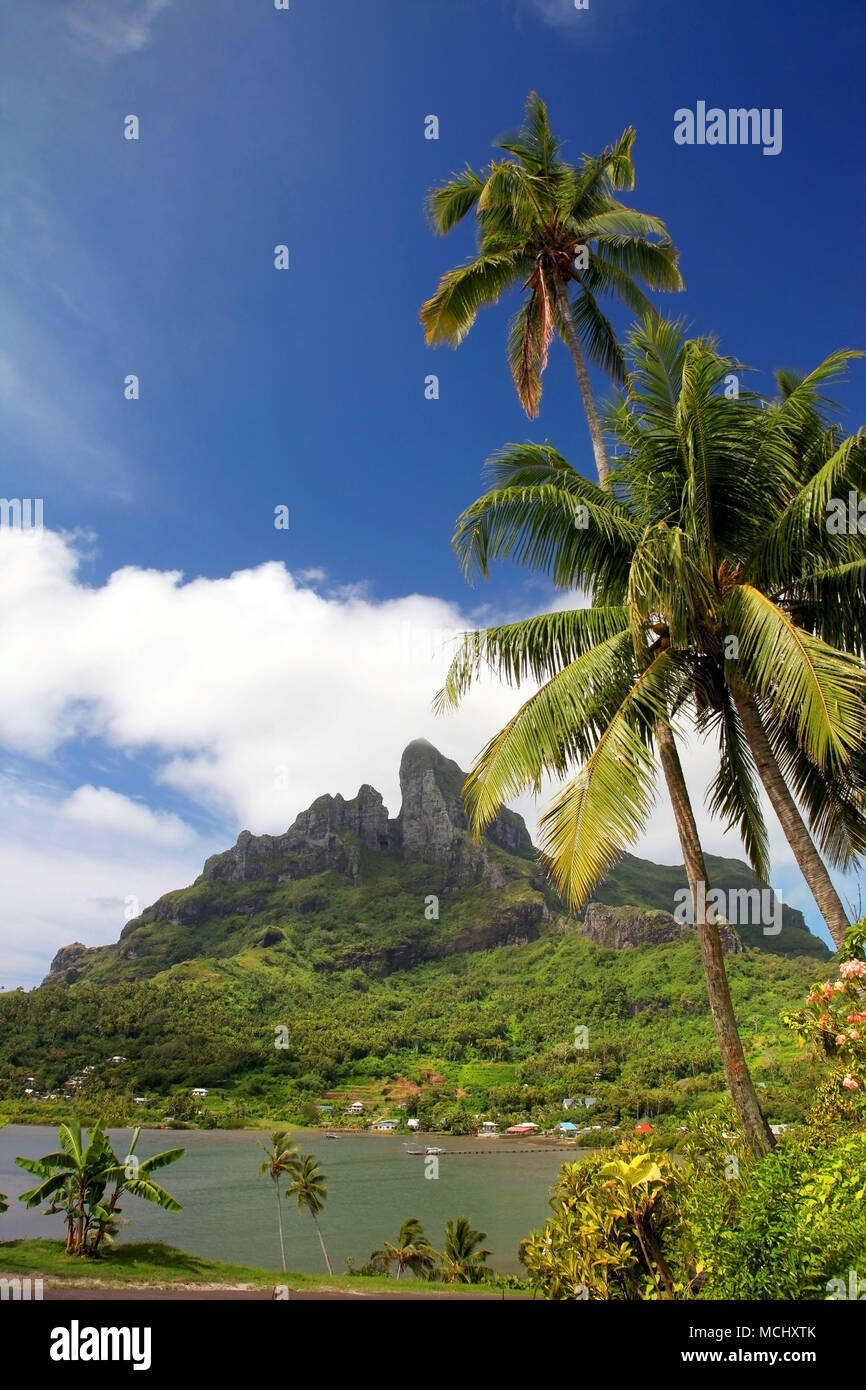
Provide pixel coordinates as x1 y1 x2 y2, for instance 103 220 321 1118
0 1239 521 1296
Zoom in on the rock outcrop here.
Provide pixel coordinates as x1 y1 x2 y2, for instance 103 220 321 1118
42 941 110 986
197 738 534 891
200 784 392 886
582 902 743 955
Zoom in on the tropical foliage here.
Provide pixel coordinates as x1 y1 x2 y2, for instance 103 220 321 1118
421 92 681 480
259 1130 299 1272
285 1151 332 1275
15 1120 184 1257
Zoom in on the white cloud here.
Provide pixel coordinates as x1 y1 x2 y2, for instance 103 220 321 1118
0 772 208 989
59 785 195 846
64 0 174 61
0 528 850 985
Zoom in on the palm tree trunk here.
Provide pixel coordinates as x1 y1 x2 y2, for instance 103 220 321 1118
730 681 850 950
313 1216 333 1275
552 277 610 487
276 1182 287 1273
655 720 775 1158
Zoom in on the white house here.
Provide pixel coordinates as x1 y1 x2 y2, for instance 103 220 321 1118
134 1097 147 1105
191 1088 208 1099
406 1117 420 1130
108 1056 127 1065
372 1119 397 1131
347 1100 364 1114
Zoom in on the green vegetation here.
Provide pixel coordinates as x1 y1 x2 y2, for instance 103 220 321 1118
285 1151 332 1274
15 1120 184 1257
0 1239 514 1296
0 918 828 1133
258 1130 299 1272
518 930 866 1298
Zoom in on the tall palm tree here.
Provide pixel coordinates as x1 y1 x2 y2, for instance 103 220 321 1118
420 92 682 484
380 1217 438 1280
435 324 866 1151
605 319 866 949
285 1152 332 1275
440 1216 491 1284
259 1130 299 1273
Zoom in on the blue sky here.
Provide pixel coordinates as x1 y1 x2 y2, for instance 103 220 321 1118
1 0 865 982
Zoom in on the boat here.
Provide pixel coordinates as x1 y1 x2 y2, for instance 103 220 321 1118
424 1146 445 1155
325 1132 340 1139
403 1144 426 1155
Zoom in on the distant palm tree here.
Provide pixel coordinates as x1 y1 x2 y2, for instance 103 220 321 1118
381 1218 438 1280
440 1216 491 1284
286 1152 332 1275
420 92 682 483
259 1131 299 1273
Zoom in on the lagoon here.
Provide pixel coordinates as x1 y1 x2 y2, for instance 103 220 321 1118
0 1126 583 1276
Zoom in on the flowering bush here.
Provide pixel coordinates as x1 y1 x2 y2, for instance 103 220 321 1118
781 922 866 1120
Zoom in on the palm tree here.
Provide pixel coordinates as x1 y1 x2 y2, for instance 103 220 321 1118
436 461 775 1152
380 1217 438 1280
259 1130 299 1273
420 92 682 484
435 323 866 1151
604 319 866 950
17 1120 184 1255
285 1152 332 1275
440 1216 491 1283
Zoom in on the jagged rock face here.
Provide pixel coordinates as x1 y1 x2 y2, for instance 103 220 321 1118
200 784 392 885
396 738 533 874
199 740 534 889
43 941 109 986
582 902 743 956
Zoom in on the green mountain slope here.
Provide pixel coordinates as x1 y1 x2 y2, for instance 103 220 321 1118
0 741 830 1130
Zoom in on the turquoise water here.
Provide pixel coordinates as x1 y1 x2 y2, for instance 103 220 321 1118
0 1126 583 1276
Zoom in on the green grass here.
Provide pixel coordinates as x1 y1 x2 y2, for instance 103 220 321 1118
0 1239 521 1296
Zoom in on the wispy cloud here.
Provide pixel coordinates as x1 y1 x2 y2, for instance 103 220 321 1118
64 0 174 61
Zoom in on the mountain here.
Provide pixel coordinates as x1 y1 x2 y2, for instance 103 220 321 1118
41 738 825 989
0 741 829 1130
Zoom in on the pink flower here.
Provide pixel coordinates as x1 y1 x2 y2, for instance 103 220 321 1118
823 983 835 999
842 1074 860 1091
834 981 846 992
806 991 820 1004
847 1013 866 1024
840 960 866 980
836 1034 847 1047
848 1030 860 1040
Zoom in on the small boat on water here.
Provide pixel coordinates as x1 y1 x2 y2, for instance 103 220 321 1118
424 1146 445 1155
403 1144 426 1155
325 1132 340 1139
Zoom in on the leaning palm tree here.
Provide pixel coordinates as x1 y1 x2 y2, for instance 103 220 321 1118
420 92 682 483
605 319 866 949
440 1216 491 1284
381 1217 438 1280
285 1152 332 1275
259 1131 299 1273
